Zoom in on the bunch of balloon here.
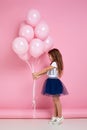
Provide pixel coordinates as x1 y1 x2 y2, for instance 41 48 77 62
12 9 54 118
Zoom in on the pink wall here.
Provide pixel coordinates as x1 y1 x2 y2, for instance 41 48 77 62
0 0 87 118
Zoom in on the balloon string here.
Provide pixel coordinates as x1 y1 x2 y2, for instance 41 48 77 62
31 63 36 118
32 58 41 118
26 60 36 118
37 57 40 68
32 79 36 118
25 60 32 72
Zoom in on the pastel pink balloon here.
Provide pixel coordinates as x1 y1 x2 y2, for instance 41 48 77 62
12 37 29 55
35 21 50 40
19 25 34 42
18 53 29 61
29 38 44 58
26 9 41 27
44 36 54 52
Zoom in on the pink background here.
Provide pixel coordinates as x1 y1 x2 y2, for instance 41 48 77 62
0 0 87 118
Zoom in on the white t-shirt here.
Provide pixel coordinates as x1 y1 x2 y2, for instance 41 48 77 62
47 62 58 78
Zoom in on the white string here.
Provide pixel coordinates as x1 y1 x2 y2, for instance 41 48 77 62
25 60 36 118
25 60 32 72
37 57 40 67
31 62 36 118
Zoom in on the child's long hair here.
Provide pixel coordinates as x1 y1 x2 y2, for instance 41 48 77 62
48 48 63 77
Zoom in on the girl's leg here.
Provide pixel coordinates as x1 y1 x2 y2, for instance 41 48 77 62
52 96 58 117
56 96 62 118
49 96 58 124
49 96 63 124
53 96 62 117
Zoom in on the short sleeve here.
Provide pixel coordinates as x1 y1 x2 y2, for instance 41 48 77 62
51 62 57 68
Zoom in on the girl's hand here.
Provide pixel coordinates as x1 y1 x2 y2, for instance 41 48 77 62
32 73 40 79
32 73 36 79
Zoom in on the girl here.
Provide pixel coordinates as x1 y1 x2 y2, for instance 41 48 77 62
33 48 68 124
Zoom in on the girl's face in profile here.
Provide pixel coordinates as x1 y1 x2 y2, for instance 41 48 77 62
48 54 53 62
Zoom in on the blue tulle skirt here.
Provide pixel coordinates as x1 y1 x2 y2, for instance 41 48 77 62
42 78 68 96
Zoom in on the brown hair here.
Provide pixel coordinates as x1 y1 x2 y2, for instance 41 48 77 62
48 48 63 77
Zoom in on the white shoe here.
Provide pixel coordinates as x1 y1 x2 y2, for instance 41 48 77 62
49 117 57 125
56 116 64 124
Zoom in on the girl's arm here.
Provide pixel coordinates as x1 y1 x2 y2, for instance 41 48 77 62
33 66 55 78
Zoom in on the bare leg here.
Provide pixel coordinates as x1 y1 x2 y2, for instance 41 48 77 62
53 96 62 118
53 97 58 117
56 96 62 117
49 96 63 124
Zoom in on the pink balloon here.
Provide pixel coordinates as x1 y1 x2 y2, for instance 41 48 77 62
12 37 29 55
29 38 44 58
26 9 41 27
44 36 54 52
35 21 50 40
18 53 29 61
19 25 34 42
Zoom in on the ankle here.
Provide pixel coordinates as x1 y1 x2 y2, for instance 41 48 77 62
52 115 57 118
58 115 63 118
51 116 57 119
